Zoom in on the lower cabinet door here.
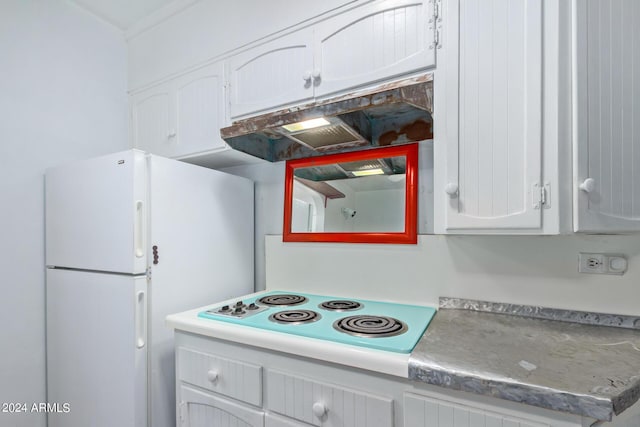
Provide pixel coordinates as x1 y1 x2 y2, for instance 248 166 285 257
265 413 310 427
179 384 264 427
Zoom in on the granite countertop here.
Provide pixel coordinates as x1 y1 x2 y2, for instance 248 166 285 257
408 298 640 422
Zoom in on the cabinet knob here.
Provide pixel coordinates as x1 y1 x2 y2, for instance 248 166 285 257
312 402 327 418
207 370 219 383
302 70 312 82
444 183 459 197
312 68 321 79
579 178 596 193
168 130 177 138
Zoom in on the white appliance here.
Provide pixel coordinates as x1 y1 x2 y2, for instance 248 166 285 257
45 150 254 427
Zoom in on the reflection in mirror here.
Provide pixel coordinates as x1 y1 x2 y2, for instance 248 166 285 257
283 143 418 244
291 156 406 233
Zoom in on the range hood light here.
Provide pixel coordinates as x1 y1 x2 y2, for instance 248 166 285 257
281 117 330 133
351 168 385 177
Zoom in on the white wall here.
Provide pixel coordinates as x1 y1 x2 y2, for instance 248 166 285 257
354 188 405 232
223 145 640 317
266 234 640 316
324 181 356 232
221 161 285 291
127 0 359 89
0 2 127 426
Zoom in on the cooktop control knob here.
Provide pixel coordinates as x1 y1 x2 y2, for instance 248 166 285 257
218 305 230 312
247 303 258 310
233 306 244 315
235 301 244 307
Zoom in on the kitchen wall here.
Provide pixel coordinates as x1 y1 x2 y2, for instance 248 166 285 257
128 0 640 315
223 145 640 317
266 234 640 317
0 2 128 426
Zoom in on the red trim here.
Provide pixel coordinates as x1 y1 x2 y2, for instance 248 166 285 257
283 144 419 244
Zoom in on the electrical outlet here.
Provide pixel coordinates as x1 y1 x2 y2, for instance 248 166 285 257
579 253 628 275
579 253 606 273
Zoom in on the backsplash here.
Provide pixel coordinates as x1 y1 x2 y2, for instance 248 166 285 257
222 154 640 317
265 234 640 316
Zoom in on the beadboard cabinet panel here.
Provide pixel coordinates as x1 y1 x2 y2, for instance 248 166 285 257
314 0 435 98
228 29 314 119
178 347 262 406
175 63 227 156
403 392 577 427
131 62 228 159
179 385 264 427
435 0 544 232
131 86 173 157
266 369 394 427
265 413 309 427
573 0 640 232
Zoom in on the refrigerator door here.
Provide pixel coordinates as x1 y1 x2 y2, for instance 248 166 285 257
46 150 148 274
46 269 147 427
146 155 254 427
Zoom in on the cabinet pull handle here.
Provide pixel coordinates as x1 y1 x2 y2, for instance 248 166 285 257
207 370 219 383
445 183 459 197
579 178 595 193
312 402 327 418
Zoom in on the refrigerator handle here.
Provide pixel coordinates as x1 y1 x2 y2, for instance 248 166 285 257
134 200 145 258
135 290 146 349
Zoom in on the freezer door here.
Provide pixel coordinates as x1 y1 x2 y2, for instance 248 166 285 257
147 155 254 427
46 269 147 427
45 150 148 274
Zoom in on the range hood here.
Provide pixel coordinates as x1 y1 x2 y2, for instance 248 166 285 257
220 74 433 162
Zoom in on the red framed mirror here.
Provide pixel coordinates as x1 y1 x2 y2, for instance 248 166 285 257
283 143 418 244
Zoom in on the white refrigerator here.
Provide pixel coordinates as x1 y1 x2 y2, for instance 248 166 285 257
45 150 254 427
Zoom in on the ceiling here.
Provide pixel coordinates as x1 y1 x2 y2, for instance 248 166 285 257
69 0 178 30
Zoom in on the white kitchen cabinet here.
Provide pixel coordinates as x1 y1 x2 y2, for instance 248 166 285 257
131 81 173 157
265 413 309 427
228 0 437 119
434 0 552 234
178 385 264 427
228 29 315 119
266 369 394 427
403 392 580 427
177 347 262 406
313 0 436 98
573 0 640 233
174 332 639 427
131 62 227 159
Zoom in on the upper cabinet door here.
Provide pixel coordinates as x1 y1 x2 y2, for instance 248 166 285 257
435 0 543 232
175 62 227 157
573 0 640 232
314 0 435 98
131 62 228 159
131 83 174 158
228 29 314 119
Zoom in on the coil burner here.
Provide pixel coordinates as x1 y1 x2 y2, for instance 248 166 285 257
258 294 308 306
269 310 321 325
319 300 362 312
333 315 408 338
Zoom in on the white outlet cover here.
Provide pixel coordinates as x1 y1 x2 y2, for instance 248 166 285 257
579 253 627 275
